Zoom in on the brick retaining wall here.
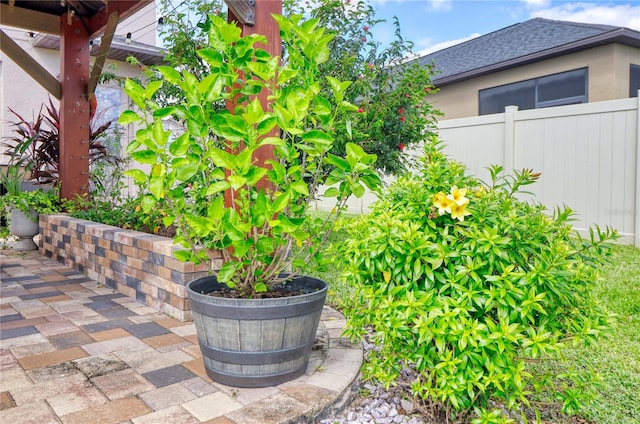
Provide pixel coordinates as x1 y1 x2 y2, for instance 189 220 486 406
39 214 218 322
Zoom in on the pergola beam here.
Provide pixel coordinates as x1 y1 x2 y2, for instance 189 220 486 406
224 0 281 201
0 29 61 99
59 12 91 200
88 11 119 98
0 3 59 34
226 0 256 26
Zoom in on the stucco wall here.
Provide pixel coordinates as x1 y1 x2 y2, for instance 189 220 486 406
1 30 58 164
115 2 159 46
429 43 640 119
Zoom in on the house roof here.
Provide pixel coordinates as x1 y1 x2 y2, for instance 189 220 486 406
419 18 640 86
33 33 166 66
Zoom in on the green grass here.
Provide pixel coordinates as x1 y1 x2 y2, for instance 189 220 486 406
556 244 640 423
313 221 640 423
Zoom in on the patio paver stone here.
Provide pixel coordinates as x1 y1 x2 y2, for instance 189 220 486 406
0 249 362 423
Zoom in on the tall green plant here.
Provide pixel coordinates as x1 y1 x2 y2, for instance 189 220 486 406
149 0 439 175
338 137 617 422
121 14 381 298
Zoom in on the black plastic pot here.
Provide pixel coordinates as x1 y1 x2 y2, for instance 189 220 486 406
187 274 328 388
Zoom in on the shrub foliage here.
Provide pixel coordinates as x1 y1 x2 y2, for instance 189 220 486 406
339 137 617 421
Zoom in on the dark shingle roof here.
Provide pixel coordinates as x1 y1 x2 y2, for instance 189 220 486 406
418 18 640 86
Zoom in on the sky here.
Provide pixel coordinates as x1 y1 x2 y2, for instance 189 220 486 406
365 0 640 56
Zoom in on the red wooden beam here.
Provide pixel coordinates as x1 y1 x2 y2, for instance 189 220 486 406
59 12 91 200
226 0 282 199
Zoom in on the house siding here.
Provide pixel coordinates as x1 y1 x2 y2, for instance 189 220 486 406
430 43 640 119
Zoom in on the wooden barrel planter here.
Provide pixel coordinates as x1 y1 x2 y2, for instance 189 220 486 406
187 275 328 388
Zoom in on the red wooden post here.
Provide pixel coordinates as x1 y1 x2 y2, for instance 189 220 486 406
59 12 91 200
226 0 282 206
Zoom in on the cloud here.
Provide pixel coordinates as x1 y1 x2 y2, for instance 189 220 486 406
415 33 481 56
368 0 450 12
522 0 551 7
524 2 640 30
430 0 452 11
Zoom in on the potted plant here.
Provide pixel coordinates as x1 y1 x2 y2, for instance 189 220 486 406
0 164 61 250
120 14 381 387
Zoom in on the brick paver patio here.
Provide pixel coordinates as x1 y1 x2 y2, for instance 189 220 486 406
0 249 361 424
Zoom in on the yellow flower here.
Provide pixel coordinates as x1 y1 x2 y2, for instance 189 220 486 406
474 186 486 197
433 192 453 215
450 203 472 221
447 185 469 207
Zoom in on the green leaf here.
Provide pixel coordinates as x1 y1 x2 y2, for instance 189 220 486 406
228 175 247 190
205 181 230 195
324 154 350 171
313 95 332 116
152 106 177 119
272 191 291 213
148 175 165 200
291 180 309 196
124 169 147 184
277 69 298 85
256 237 274 255
184 214 211 237
217 262 237 283
131 150 157 165
257 116 278 136
119 110 141 125
245 167 268 186
144 80 163 99
172 155 200 181
231 239 253 257
351 182 365 198
197 48 223 68
323 187 340 197
168 133 190 156
301 130 333 146
152 119 170 148
123 78 146 109
173 249 192 262
210 114 246 142
345 142 365 167
157 66 182 85
218 20 242 44
140 194 156 213
210 148 236 169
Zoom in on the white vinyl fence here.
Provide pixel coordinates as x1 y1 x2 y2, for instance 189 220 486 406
316 97 640 246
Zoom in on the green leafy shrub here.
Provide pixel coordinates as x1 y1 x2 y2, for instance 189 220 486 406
65 159 172 236
0 165 61 221
339 136 617 421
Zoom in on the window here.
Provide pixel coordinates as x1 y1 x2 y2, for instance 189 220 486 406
94 86 123 155
631 64 640 98
479 68 588 115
